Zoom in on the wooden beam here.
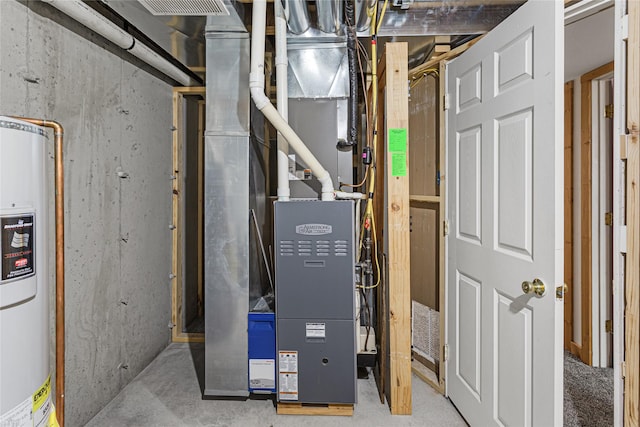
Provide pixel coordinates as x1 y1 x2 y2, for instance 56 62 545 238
197 100 205 318
564 81 574 351
409 36 483 80
171 89 184 341
580 62 614 365
625 1 640 425
383 42 412 415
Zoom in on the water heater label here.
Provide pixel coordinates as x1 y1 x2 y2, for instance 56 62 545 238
1 214 35 282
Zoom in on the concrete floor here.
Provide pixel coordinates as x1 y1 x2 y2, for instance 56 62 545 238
87 343 466 427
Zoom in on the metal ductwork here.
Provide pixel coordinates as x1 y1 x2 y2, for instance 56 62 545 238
316 0 344 34
286 0 365 35
285 0 310 34
355 0 375 32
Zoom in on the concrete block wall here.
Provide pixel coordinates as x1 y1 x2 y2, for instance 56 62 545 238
0 1 173 425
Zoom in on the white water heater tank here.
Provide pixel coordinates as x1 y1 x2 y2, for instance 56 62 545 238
0 117 53 426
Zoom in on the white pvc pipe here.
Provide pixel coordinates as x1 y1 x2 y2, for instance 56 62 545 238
250 0 335 201
274 0 291 202
41 0 198 86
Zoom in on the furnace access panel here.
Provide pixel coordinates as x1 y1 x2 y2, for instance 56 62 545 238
274 200 356 404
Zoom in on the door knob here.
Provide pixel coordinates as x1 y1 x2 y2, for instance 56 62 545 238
521 278 545 297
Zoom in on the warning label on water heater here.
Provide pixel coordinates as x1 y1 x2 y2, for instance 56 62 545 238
1 214 35 282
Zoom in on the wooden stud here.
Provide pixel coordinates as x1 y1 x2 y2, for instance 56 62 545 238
625 1 640 425
172 90 183 342
383 42 412 415
570 341 582 359
197 100 205 318
580 62 614 365
564 81 574 351
409 195 440 204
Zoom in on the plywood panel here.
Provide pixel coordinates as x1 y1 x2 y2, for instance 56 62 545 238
410 206 438 309
409 75 438 197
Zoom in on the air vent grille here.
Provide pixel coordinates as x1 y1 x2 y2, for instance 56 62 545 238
138 0 229 16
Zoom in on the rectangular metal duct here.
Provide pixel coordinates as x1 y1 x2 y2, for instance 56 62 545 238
138 0 229 15
204 18 251 397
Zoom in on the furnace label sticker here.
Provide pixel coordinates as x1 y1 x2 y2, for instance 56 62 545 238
1 214 35 282
278 373 299 400
278 351 298 373
305 322 326 338
278 351 299 401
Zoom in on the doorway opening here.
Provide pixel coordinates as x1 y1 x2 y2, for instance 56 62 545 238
564 8 616 420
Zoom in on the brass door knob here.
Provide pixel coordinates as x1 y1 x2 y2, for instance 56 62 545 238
522 278 546 297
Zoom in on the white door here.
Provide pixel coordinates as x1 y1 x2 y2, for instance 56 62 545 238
446 1 564 426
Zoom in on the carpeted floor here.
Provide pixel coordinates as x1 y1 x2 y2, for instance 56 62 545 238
564 351 613 427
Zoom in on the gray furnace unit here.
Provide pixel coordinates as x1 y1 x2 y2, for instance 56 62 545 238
274 200 357 404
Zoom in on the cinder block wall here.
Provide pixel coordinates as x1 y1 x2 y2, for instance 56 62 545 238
0 1 173 425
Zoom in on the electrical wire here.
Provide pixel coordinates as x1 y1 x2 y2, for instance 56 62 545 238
340 164 370 189
376 0 389 34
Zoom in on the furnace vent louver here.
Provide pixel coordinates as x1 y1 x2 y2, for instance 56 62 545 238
138 0 229 15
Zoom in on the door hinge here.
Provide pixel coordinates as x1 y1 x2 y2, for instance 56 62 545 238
443 220 449 236
622 361 626 378
443 344 449 362
443 93 450 111
605 212 613 226
622 14 629 41
605 104 614 119
605 319 613 334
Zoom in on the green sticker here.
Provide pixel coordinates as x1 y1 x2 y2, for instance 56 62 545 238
391 152 407 177
388 128 407 153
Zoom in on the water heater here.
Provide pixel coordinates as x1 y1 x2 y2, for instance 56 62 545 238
0 117 53 426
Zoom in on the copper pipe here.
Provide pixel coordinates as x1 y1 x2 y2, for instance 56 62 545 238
12 117 65 427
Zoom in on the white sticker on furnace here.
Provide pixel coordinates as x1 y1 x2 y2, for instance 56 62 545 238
279 351 298 373
278 351 299 401
306 322 326 338
279 373 298 400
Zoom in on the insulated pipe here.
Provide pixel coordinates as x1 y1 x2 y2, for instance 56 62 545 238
284 0 310 34
251 0 335 201
317 0 344 34
12 117 65 427
274 0 291 201
40 0 198 86
345 0 358 147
